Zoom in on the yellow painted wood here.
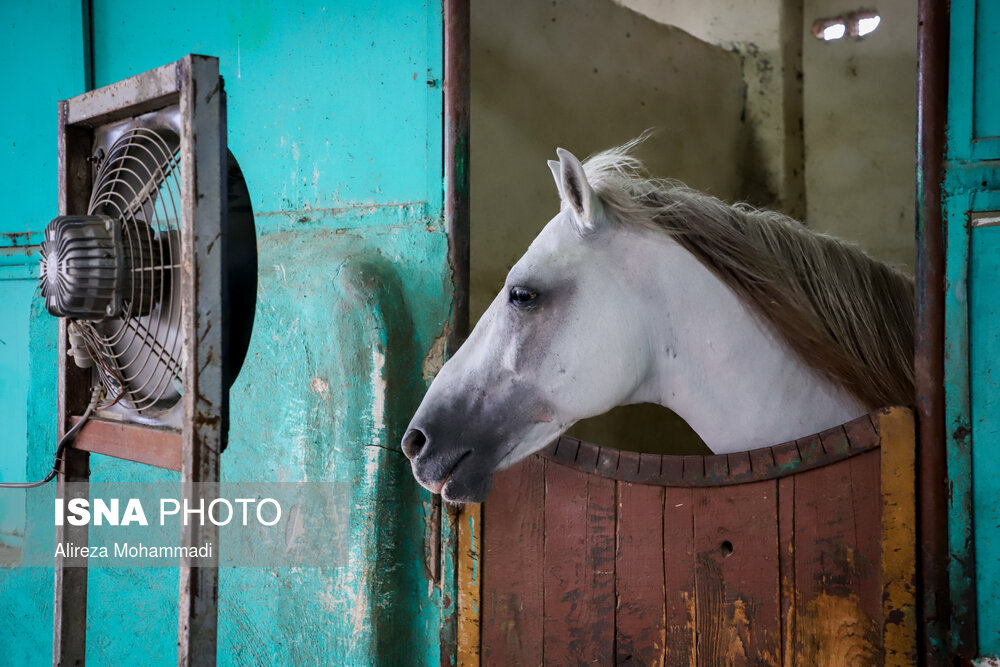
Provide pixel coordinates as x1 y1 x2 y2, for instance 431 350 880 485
879 407 918 665
458 503 482 667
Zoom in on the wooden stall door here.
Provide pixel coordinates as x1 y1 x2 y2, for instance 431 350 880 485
469 407 915 666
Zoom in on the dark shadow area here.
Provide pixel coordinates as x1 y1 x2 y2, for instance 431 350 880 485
567 403 709 456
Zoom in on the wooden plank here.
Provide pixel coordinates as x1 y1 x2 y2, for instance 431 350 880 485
843 413 878 453
663 487 696 665
70 417 182 471
704 455 729 483
848 450 884 650
879 408 917 665
636 452 663 485
693 481 780 667
792 460 880 664
727 451 752 480
777 476 795 667
457 503 482 667
616 482 666 666
53 448 90 667
817 426 850 458
618 451 641 480
482 455 545 665
543 461 615 664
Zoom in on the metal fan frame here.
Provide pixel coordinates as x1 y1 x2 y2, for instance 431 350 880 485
54 55 227 666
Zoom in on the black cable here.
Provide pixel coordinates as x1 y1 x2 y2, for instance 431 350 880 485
0 387 102 489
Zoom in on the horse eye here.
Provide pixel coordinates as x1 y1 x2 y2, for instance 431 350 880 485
509 286 538 306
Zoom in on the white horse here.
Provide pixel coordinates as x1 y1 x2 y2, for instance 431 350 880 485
403 140 914 503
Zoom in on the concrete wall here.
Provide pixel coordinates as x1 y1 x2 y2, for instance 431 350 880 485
803 0 917 270
616 0 806 217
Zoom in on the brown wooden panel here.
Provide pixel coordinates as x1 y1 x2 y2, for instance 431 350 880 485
543 461 615 664
475 409 907 666
663 487 696 665
818 425 851 458
693 481 780 667
539 411 883 486
71 417 182 471
616 482 666 666
792 459 880 665
482 455 545 665
777 476 796 665
844 414 878 454
849 450 884 647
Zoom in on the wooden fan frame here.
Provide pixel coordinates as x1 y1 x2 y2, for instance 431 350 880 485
54 54 228 666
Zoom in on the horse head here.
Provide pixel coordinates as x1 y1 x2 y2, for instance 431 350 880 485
401 141 911 504
401 149 655 503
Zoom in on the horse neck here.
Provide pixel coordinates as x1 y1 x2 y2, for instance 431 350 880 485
631 235 866 454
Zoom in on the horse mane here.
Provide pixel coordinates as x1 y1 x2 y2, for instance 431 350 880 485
582 139 914 409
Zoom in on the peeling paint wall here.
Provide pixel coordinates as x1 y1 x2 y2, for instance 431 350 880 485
616 0 803 215
0 1 455 665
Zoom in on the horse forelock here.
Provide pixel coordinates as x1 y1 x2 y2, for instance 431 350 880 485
581 141 915 409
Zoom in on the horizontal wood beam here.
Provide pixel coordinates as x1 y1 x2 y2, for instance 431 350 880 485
70 417 182 471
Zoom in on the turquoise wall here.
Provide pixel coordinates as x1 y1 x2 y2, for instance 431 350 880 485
945 0 1000 657
0 1 454 665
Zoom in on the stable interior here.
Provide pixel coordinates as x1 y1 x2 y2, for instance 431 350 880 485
470 0 917 455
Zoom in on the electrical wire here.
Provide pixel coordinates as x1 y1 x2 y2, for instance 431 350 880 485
0 386 103 488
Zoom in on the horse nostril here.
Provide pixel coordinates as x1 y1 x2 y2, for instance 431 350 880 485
401 428 428 460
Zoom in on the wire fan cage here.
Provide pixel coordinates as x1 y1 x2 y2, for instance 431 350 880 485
75 127 184 413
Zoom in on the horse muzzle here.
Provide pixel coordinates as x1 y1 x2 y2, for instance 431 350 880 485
400 425 494 503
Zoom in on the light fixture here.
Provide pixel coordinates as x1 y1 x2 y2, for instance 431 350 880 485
813 11 881 41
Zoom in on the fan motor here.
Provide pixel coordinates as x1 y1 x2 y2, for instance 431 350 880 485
39 215 163 320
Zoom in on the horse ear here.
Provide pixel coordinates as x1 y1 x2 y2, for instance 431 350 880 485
555 147 603 234
547 160 564 199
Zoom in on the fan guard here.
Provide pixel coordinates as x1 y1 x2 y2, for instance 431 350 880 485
39 125 257 416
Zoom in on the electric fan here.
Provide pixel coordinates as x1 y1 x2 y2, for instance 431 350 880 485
0 57 256 664
38 115 256 425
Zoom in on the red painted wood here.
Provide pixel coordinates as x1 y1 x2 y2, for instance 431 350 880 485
848 449 884 655
796 432 824 461
727 451 752 479
792 459 881 663
777 476 796 665
543 460 615 664
693 481 781 666
818 425 851 457
616 482 666 665
540 411 881 485
617 451 642 479
704 454 729 481
844 414 877 454
482 454 545 665
663 487 696 664
479 412 890 665
636 452 663 484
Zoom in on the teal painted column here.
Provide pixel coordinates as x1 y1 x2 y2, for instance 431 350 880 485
945 0 1000 657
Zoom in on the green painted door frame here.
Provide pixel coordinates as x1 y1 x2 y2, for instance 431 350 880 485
944 0 1000 659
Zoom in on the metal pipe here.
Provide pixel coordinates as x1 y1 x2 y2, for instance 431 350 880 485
441 0 471 664
444 0 471 354
915 0 952 662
